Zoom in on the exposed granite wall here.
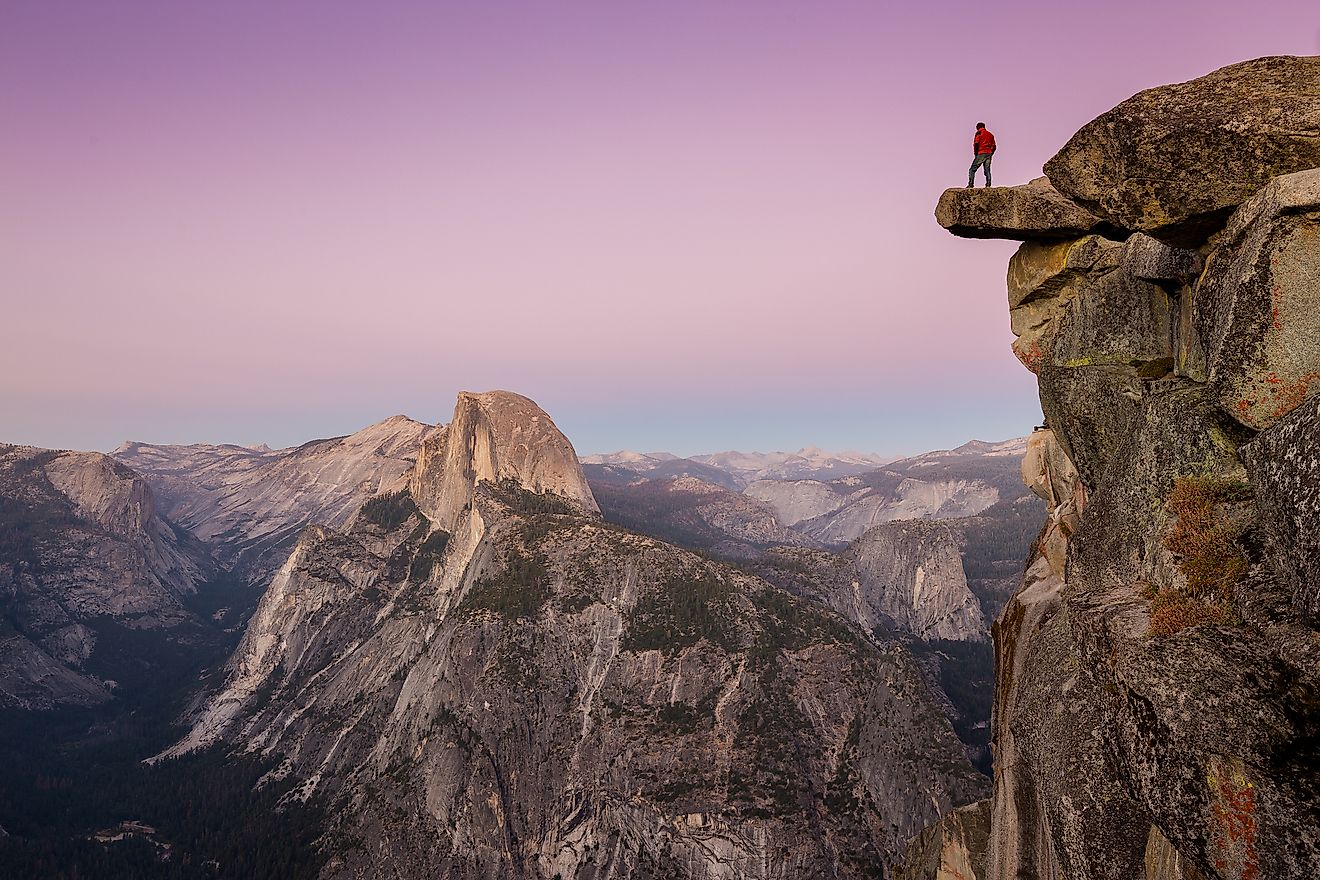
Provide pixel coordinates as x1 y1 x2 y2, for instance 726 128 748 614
908 55 1320 880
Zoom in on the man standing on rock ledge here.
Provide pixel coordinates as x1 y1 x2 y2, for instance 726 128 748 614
968 122 996 188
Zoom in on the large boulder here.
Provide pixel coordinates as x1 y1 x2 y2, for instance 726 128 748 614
1048 264 1173 370
935 177 1109 240
1006 234 1173 383
1007 235 1121 309
1119 233 1202 285
1242 395 1320 623
1007 235 1124 373
1045 56 1320 247
1195 169 1320 430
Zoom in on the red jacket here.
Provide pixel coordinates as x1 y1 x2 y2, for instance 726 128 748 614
974 128 996 155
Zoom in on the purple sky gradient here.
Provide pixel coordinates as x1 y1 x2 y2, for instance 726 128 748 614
4 2 1318 456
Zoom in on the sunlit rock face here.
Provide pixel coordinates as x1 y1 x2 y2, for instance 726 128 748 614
409 390 598 531
914 55 1320 880
114 414 436 578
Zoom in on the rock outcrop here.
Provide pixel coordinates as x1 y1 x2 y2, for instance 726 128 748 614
895 799 991 880
747 523 987 645
844 521 987 642
744 477 850 528
114 414 435 577
168 391 988 879
409 391 598 530
0 445 209 708
919 55 1320 880
1044 56 1320 247
1194 169 1320 430
1242 395 1320 623
936 177 1111 241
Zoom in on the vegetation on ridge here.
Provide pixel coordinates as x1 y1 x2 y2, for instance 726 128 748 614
458 549 551 619
360 490 418 531
621 572 740 653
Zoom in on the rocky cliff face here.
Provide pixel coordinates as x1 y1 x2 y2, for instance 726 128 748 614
114 415 435 578
408 391 598 530
845 522 987 643
0 445 209 708
915 55 1320 880
170 391 988 878
751 525 987 645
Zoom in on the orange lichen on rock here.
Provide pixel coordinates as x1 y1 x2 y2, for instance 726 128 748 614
1207 757 1261 880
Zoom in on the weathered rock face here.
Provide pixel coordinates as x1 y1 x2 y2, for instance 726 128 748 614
1242 395 1320 623
1020 428 1084 575
115 414 435 577
1045 55 1320 247
743 524 987 646
743 478 849 527
1006 232 1178 378
844 521 987 642
171 392 988 879
895 799 991 880
1120 233 1203 285
921 55 1320 880
1195 169 1320 430
410 391 598 530
0 445 209 709
935 177 1110 241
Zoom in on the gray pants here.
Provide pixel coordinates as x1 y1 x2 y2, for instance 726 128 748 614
969 153 992 187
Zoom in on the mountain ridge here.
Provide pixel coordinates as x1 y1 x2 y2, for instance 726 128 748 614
162 390 988 878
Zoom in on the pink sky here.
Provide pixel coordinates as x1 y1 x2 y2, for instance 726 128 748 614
3 2 1317 456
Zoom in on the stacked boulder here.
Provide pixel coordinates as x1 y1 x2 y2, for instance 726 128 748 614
912 56 1320 880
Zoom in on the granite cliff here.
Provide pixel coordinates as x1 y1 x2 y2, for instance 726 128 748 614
0 445 210 708
168 390 987 878
749 523 986 645
907 55 1320 880
114 415 435 579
